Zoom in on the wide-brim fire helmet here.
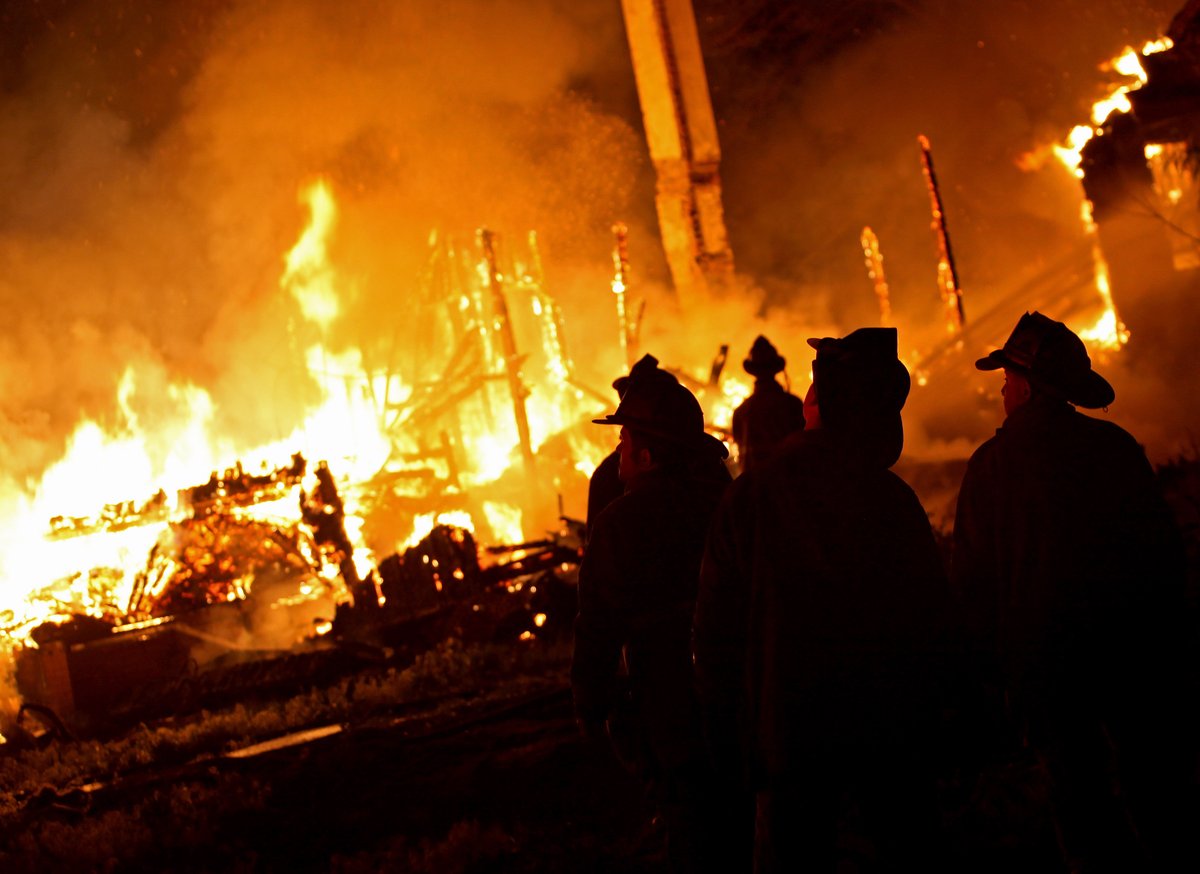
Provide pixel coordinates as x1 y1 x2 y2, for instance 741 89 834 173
743 335 787 377
975 311 1114 409
593 354 729 460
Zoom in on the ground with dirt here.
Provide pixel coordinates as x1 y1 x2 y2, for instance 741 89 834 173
0 640 1078 873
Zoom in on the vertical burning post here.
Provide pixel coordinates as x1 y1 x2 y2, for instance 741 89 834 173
860 226 892 326
918 135 966 334
526 231 574 385
611 222 636 369
620 0 735 307
478 229 535 476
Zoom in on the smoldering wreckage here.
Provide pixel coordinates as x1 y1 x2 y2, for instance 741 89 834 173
3 0 1200 869
0 182 621 749
0 197 622 743
5 451 583 741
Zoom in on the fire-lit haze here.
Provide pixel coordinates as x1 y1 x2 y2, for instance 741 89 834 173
1 0 1198 657
695 0 1198 457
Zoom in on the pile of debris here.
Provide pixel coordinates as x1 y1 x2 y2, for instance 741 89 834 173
5 455 582 738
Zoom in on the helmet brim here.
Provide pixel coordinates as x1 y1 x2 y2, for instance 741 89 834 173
592 412 730 459
976 349 1114 409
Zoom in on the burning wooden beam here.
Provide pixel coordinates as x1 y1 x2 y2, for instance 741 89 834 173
610 222 636 369
860 226 892 326
620 0 735 307
918 135 967 334
478 229 535 477
525 230 574 386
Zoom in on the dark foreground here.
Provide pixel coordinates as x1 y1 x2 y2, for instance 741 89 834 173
5 452 1198 871
0 642 664 873
1 641 1087 873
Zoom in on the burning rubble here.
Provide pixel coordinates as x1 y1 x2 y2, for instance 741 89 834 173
0 169 618 734
3 442 588 734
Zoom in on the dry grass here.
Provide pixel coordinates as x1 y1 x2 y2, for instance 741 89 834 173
1 775 270 873
0 638 568 809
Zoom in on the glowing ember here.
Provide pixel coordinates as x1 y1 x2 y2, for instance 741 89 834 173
918 135 966 334
860 227 891 326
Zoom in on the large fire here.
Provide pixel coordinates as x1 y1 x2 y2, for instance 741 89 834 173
0 177 610 653
2 5 1191 703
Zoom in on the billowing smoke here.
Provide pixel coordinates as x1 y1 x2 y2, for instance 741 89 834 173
691 0 1193 460
0 0 1194 520
0 0 649 504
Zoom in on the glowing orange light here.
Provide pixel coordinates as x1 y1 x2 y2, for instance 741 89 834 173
1047 39 1172 176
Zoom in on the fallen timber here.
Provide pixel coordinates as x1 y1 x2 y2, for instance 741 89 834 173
4 683 571 821
7 455 582 741
1 682 605 874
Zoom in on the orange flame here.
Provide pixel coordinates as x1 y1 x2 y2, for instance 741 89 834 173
2 176 611 648
1024 41 1170 351
1 177 388 644
1048 38 1172 177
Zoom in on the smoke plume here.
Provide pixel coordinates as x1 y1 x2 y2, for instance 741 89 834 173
0 0 1195 519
